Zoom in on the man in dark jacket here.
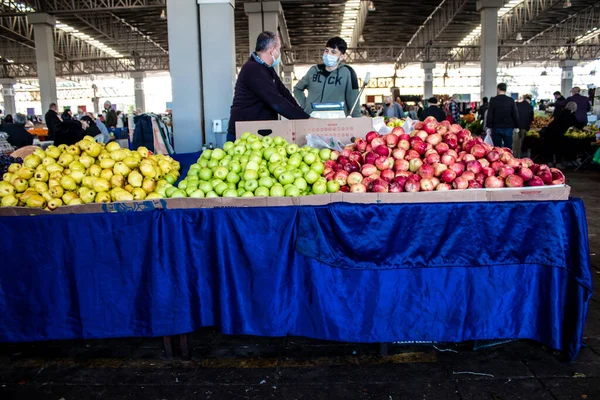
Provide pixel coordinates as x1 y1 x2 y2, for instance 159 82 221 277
227 31 310 142
420 97 446 122
44 102 61 141
516 95 534 157
103 101 118 128
566 87 591 128
552 91 567 117
486 83 519 149
0 113 32 149
478 97 488 121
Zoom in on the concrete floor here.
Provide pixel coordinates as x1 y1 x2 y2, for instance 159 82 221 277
2 170 600 400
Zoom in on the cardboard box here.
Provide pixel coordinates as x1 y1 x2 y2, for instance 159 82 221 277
0 185 571 217
236 118 373 147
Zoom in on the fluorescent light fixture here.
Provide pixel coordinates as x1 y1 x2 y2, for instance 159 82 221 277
576 27 600 44
340 0 362 43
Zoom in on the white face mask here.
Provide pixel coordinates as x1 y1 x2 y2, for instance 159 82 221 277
323 53 339 68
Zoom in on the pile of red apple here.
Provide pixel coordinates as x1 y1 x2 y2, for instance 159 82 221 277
322 117 566 193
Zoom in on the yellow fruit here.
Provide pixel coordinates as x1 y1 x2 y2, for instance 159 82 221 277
26 194 46 209
106 142 121 152
68 198 83 206
62 191 78 204
93 178 111 193
49 185 64 198
95 191 111 203
1 194 18 207
47 198 63 210
132 188 146 200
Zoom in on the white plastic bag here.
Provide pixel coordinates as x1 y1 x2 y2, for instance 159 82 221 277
403 117 415 135
484 129 494 146
372 117 392 134
305 134 350 151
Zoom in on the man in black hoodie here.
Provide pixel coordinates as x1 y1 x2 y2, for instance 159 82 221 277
227 31 310 142
44 102 61 141
486 83 519 149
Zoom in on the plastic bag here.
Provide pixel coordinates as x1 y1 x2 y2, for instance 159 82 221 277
372 117 392 134
403 117 415 135
305 134 351 152
484 129 494 146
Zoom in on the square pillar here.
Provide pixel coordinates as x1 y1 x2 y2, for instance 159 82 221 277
167 0 204 153
422 62 435 100
244 2 281 74
282 65 294 94
27 13 57 112
560 60 577 96
199 0 236 148
0 78 17 116
131 72 146 113
477 0 503 100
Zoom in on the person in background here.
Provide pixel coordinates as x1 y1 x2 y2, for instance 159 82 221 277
538 100 546 112
0 113 32 149
447 94 461 124
86 112 109 136
4 114 13 124
381 95 404 119
293 37 361 118
54 117 85 146
420 97 446 122
62 109 72 120
44 102 61 141
544 101 578 167
516 95 534 158
478 97 488 121
76 108 84 120
103 101 117 128
552 91 567 117
228 31 310 142
116 111 125 128
407 106 418 120
135 108 142 116
486 83 519 149
360 104 371 117
566 86 591 128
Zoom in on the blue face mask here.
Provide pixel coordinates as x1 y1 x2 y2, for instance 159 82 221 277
323 53 339 68
271 50 281 67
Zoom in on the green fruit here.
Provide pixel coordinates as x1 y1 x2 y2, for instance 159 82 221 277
311 162 325 175
178 180 188 190
293 177 308 191
214 182 229 196
211 148 226 160
213 166 229 180
285 185 301 197
165 186 178 197
326 180 340 193
199 168 213 180
258 176 274 189
243 169 258 181
270 185 285 197
226 172 240 184
1 194 18 207
170 189 186 198
244 179 259 192
312 181 327 195
198 181 213 193
189 189 205 198
255 186 270 197
278 172 295 185
205 191 219 198
241 191 254 197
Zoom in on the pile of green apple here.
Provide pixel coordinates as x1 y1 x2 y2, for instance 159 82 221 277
0 136 181 210
178 133 340 198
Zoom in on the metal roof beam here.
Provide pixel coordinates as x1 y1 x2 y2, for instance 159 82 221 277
0 0 166 16
499 0 567 42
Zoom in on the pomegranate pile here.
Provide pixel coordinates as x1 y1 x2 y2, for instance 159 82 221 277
323 117 566 193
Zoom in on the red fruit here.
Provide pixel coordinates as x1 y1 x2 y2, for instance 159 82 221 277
324 160 336 169
435 142 449 154
350 183 367 193
342 148 352 158
381 169 395 182
392 148 406 160
365 144 372 152
550 168 566 185
355 138 368 152
362 177 375 190
517 167 533 182
437 125 448 135
498 166 515 178
416 130 429 141
466 160 482 174
426 133 442 146
453 176 468 190
461 171 475 181
433 163 448 177
364 152 378 165
507 157 520 169
521 158 534 168
446 138 458 150
323 166 334 176
371 137 386 149
340 186 350 193
449 124 462 133
424 122 437 135
528 176 544 186
404 179 420 192
441 169 457 184
449 162 465 176
333 163 343 172
468 181 483 189
349 151 362 163
463 154 476 162
334 170 349 186
538 170 553 185
425 153 440 165
500 151 513 164
344 161 360 173
409 158 423 173
405 149 421 161
436 183 452 191
441 154 456 166
397 139 410 151
375 156 391 171
411 174 422 182
486 150 501 163
478 158 490 169
371 178 389 193
412 141 428 155
330 150 340 161
414 121 424 130
385 133 399 148
393 176 409 189
388 182 403 193
392 127 406 136
365 131 379 143
446 149 459 159
374 145 390 157
418 164 435 179
394 159 409 172
530 164 541 175
424 116 437 124
484 176 504 188
420 178 435 191
505 174 524 188
398 133 410 141
361 164 377 177
491 161 504 172
441 120 451 128
464 139 479 153
481 167 495 177
409 136 423 145
325 171 335 181
475 173 485 184
470 144 486 159
443 133 458 142
338 156 349 165
347 172 363 185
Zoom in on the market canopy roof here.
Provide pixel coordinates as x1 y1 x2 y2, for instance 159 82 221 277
0 0 598 78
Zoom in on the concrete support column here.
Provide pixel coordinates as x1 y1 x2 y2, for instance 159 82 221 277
282 65 294 94
560 60 577 96
477 0 502 100
422 62 435 100
199 0 236 147
0 78 17 116
244 2 281 74
167 0 203 153
131 72 146 113
27 13 57 112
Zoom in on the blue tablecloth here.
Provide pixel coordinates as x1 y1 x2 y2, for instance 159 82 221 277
0 199 592 360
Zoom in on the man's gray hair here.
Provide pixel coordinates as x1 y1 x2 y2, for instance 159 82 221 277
13 113 26 124
255 31 278 53
566 101 578 113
